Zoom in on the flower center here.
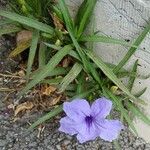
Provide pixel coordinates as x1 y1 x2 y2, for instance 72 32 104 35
85 115 93 127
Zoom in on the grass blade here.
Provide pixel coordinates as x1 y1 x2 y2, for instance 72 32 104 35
0 19 15 26
86 50 138 102
0 26 21 36
28 87 96 131
31 67 70 79
113 22 150 74
19 45 72 96
75 0 97 37
128 60 138 91
0 10 54 34
127 102 150 126
134 87 147 98
58 0 74 30
41 78 63 85
59 2 102 85
26 30 39 80
104 88 137 134
59 63 82 93
28 105 63 131
80 35 137 47
38 43 46 68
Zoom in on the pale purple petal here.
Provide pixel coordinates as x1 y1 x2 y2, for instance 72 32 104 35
96 119 124 142
63 99 91 122
59 117 77 135
75 121 99 143
91 97 112 118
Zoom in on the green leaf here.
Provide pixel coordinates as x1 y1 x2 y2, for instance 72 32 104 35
127 60 138 91
0 10 54 34
43 42 61 50
31 67 69 79
0 19 15 26
127 102 150 126
58 0 74 30
113 22 150 74
19 45 72 96
41 78 63 85
80 35 137 47
28 87 96 131
86 50 138 102
38 43 47 68
0 26 21 36
26 30 39 80
59 63 83 93
104 88 137 134
28 105 63 131
75 0 97 37
134 87 147 98
76 72 85 95
59 0 102 86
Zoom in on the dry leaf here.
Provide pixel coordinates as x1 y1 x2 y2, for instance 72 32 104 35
9 40 31 57
14 102 34 116
51 13 64 30
37 125 45 138
17 70 25 77
9 30 32 57
41 85 57 96
62 57 71 67
17 30 32 44
49 95 62 106
13 117 20 122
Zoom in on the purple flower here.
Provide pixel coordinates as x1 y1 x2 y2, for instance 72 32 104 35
59 97 124 143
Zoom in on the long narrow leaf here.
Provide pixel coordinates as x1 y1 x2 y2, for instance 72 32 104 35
19 45 72 96
58 0 74 30
75 0 97 37
86 50 138 102
0 26 21 36
0 19 15 26
80 35 137 47
26 30 39 80
28 87 96 131
134 87 147 98
113 22 150 74
127 102 150 126
38 43 46 68
104 88 137 134
128 60 138 91
59 63 82 93
59 3 102 85
0 10 54 34
31 67 70 79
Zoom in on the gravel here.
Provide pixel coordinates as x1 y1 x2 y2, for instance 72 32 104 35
1 1 150 150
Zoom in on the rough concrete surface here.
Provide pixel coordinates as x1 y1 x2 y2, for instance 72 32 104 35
1 0 150 150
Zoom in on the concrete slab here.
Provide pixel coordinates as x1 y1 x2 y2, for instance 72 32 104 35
66 0 150 142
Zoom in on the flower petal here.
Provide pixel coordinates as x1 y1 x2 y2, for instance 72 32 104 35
96 119 124 142
91 97 112 118
75 122 99 143
63 99 91 122
59 117 77 135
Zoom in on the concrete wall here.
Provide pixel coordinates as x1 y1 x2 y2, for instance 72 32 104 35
66 0 150 142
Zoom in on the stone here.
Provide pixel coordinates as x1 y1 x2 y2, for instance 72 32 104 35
0 139 7 147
